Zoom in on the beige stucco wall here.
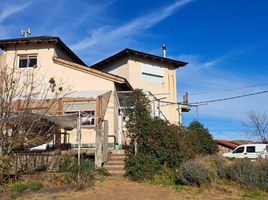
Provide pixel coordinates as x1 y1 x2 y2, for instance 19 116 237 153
0 51 6 68
1 43 119 146
108 57 180 124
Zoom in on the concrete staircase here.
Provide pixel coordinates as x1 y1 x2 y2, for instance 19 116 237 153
104 149 125 176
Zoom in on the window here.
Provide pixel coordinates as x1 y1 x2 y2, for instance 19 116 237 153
141 72 164 84
141 63 164 84
18 55 37 68
65 111 96 126
233 147 244 153
246 146 256 153
63 101 96 126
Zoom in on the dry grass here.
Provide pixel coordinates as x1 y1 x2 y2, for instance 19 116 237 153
13 177 268 200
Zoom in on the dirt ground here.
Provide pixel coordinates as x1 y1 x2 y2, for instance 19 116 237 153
16 177 268 200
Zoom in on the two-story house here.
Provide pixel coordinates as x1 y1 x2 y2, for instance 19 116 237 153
0 36 188 156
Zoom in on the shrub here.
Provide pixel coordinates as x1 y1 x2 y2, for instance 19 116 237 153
27 181 43 191
182 121 218 157
9 182 28 193
257 160 268 191
207 155 227 179
225 159 257 185
58 156 96 189
179 159 211 187
9 181 44 193
223 159 268 191
152 167 177 186
125 153 161 181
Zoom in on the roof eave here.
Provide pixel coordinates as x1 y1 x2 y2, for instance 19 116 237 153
90 48 188 69
0 36 86 66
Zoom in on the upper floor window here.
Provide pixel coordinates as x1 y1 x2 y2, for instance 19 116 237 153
18 55 37 68
142 72 164 84
141 63 164 84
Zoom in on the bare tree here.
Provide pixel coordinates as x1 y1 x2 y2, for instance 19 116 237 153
243 111 268 143
0 55 67 179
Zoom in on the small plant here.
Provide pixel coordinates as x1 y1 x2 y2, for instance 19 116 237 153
9 182 28 193
179 159 211 187
9 181 44 193
96 167 111 176
27 181 43 191
0 185 3 193
151 167 177 186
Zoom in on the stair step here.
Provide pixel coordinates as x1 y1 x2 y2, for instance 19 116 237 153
110 149 125 155
110 170 125 176
110 157 125 162
104 164 125 169
105 160 125 165
111 153 126 157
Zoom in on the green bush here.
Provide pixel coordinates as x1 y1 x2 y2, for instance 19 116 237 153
27 181 43 191
125 153 161 181
221 159 268 192
207 155 227 179
179 159 211 187
257 160 268 191
225 159 257 185
9 181 44 193
181 121 218 157
58 156 96 189
152 167 177 186
9 182 28 193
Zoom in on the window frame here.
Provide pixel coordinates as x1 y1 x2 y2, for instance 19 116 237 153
141 72 164 84
18 54 38 68
246 146 256 153
64 110 96 127
233 146 245 154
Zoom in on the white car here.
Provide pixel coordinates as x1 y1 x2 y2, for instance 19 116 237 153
223 144 268 160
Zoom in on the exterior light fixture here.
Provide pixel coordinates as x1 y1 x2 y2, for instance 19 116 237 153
49 78 56 92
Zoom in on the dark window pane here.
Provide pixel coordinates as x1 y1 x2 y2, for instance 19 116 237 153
246 146 256 153
19 58 28 68
234 147 244 153
28 57 37 67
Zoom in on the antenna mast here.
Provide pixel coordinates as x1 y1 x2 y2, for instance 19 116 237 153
21 28 31 38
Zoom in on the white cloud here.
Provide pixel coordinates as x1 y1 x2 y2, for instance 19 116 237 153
71 0 195 52
0 1 33 23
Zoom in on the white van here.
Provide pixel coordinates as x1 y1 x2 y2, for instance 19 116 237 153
223 144 268 160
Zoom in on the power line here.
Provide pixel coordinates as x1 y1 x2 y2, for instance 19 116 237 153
191 90 268 105
189 83 268 96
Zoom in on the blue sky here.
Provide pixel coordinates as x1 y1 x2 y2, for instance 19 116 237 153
1 0 268 140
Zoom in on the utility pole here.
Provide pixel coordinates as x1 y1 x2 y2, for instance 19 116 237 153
77 110 81 180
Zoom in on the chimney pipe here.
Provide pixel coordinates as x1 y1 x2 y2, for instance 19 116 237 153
162 44 167 58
